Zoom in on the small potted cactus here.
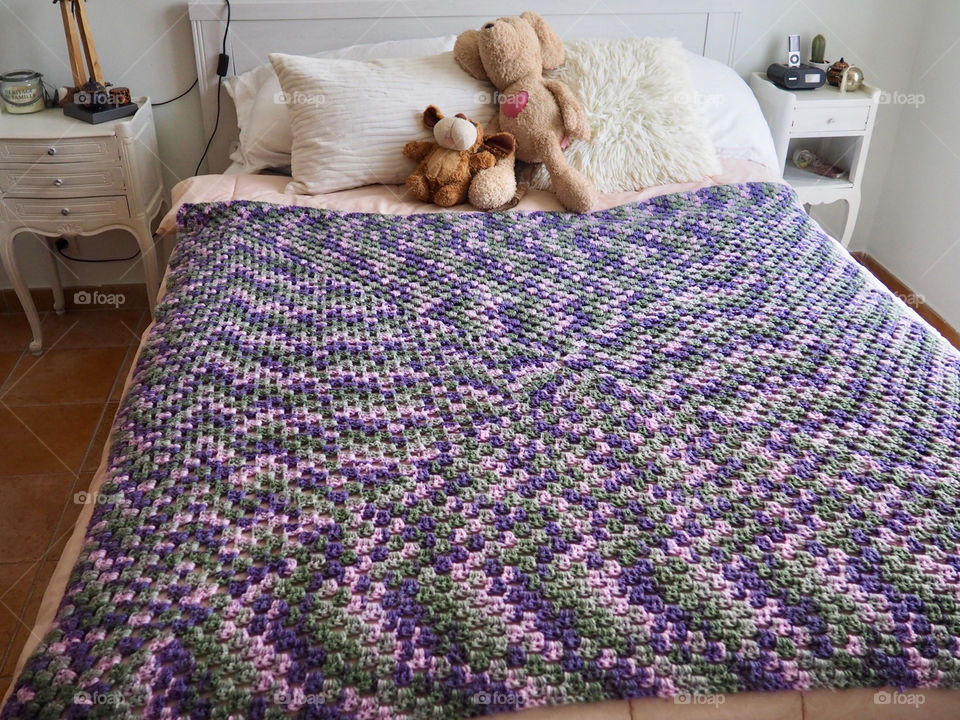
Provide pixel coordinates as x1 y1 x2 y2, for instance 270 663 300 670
809 34 831 72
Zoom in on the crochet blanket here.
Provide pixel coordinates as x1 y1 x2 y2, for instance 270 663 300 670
5 184 960 720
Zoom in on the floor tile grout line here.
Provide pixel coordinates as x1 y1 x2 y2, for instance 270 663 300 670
73 332 134 476
2 345 129 671
101 341 138 409
0 518 84 675
0 310 139 679
0 562 41 676
0 316 79 403
0 455 102 672
0 310 135 667
0 402 79 476
0 346 25 396
0 473 89 480
1 314 140 407
75 400 118 477
0 551 62 672
0 469 104 675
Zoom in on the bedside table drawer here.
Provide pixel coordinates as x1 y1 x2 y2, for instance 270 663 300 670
0 164 125 197
792 105 870 134
0 137 120 164
3 195 129 223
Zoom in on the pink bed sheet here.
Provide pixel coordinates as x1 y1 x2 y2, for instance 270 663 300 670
156 159 783 237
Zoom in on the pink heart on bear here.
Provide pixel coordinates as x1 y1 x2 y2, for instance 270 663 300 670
501 90 528 119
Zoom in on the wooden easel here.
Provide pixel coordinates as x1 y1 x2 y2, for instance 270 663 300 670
58 0 103 88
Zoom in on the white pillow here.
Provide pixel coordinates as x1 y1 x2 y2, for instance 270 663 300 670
269 52 495 195
531 38 720 193
224 64 292 172
685 50 779 171
225 35 457 173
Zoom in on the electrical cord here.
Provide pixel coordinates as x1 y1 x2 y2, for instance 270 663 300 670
154 78 198 107
194 75 223 176
56 241 141 264
194 0 231 175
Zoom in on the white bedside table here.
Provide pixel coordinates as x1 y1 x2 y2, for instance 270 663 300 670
749 72 880 247
0 98 164 353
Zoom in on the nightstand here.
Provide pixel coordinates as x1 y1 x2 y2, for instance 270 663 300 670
749 72 881 248
0 98 164 354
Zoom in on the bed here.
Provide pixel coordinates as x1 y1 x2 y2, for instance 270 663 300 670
4 2 960 719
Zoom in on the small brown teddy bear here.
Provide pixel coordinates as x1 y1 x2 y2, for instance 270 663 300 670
454 12 597 213
402 106 516 207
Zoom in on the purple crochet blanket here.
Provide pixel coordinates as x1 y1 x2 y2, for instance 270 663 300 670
4 183 960 719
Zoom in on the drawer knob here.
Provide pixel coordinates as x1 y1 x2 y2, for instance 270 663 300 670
826 117 835 124
61 208 70 216
47 147 57 156
53 178 64 187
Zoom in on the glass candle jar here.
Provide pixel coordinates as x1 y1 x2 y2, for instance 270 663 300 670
0 70 46 114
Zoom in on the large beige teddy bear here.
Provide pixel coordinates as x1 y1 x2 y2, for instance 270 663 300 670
454 11 596 213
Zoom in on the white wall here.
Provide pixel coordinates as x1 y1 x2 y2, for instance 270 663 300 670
866 0 960 329
0 1 935 291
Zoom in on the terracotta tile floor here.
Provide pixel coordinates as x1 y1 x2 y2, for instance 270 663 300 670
0 292 149 699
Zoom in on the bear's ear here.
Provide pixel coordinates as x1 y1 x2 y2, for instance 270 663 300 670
423 105 443 128
483 132 516 159
454 29 489 80
521 11 565 70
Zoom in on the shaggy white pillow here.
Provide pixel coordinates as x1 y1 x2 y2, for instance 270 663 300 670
531 38 720 192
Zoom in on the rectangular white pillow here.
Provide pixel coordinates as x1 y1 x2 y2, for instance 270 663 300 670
224 64 292 172
684 50 779 172
224 36 457 173
269 52 494 195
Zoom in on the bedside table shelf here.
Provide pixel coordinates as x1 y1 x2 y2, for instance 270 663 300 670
750 72 880 248
782 164 854 191
0 99 164 354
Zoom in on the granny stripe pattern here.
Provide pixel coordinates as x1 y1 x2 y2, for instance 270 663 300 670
4 183 960 720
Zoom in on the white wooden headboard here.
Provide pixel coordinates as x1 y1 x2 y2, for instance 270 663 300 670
188 0 745 172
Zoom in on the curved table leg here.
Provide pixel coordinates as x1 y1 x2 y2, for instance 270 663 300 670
128 217 159 317
839 192 861 249
0 229 44 354
44 237 66 315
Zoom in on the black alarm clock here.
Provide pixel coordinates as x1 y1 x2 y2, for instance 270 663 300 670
766 62 826 90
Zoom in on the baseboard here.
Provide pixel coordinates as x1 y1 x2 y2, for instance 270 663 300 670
851 252 960 351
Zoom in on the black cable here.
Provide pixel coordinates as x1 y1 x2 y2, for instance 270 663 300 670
194 75 222 176
57 245 141 264
194 0 231 176
154 78 198 107
221 0 231 56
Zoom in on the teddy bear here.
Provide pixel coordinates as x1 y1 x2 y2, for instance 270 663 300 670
454 12 596 213
402 105 516 208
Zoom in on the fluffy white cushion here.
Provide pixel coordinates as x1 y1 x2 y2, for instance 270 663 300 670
269 52 494 195
531 38 720 192
224 36 457 173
